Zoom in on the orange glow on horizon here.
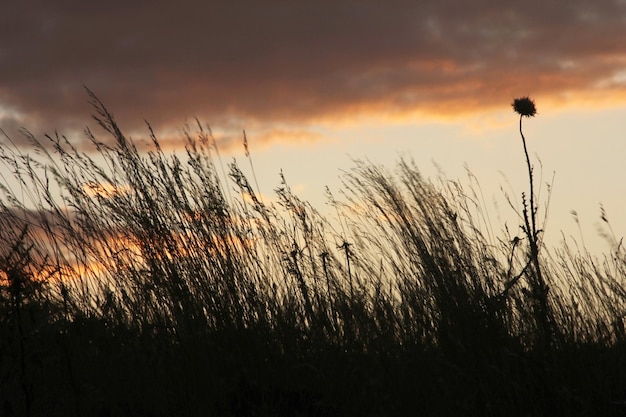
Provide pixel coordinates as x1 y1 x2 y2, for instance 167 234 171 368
83 182 131 199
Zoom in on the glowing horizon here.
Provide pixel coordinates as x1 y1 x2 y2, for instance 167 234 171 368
1 1 625 256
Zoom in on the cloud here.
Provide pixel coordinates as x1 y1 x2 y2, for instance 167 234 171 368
2 1 626 143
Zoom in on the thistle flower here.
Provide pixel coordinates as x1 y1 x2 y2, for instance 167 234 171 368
512 96 537 117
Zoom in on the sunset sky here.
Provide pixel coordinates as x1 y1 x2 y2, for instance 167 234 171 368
2 1 626 254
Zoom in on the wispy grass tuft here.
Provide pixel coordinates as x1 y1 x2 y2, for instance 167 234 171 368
0 92 625 416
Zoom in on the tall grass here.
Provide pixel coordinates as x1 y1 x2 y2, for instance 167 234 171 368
1 92 626 416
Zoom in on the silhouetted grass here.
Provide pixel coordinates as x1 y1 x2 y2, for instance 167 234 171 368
1 92 626 416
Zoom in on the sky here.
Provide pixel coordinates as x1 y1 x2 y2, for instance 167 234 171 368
2 1 626 255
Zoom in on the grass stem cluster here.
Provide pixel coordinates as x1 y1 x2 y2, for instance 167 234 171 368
1 94 625 416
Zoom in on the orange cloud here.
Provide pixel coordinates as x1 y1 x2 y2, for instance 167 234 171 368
2 1 626 144
83 182 131 199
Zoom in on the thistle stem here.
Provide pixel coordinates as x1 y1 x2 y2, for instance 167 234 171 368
519 115 550 348
520 115 535 240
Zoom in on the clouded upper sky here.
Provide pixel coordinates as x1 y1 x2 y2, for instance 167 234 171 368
2 1 626 253
3 1 626 136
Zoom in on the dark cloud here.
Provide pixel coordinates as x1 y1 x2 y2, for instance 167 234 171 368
2 0 626 142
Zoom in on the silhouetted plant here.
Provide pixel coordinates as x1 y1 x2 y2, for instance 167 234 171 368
1 225 34 417
0 92 624 416
511 96 554 351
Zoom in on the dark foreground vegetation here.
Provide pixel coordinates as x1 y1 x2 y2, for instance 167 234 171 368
1 94 626 416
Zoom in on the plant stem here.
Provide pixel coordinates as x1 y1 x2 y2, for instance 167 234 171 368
520 116 535 240
519 115 551 349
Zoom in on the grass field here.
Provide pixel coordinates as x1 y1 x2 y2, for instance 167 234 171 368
1 93 626 416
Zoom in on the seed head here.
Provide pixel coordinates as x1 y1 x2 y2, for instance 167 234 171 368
512 97 537 117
